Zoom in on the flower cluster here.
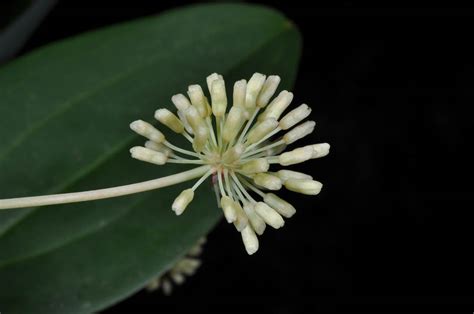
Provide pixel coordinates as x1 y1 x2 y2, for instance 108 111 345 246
129 73 329 254
146 238 205 295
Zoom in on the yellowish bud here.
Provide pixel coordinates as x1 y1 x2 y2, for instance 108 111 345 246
144 141 172 157
129 146 167 165
282 121 316 144
254 202 285 229
279 104 312 130
256 75 280 108
278 146 313 166
232 201 248 232
240 158 269 174
253 173 282 190
172 189 194 215
184 106 204 132
223 106 246 143
130 120 165 143
245 72 266 110
171 94 191 112
206 73 223 93
284 179 323 195
263 193 296 218
188 84 210 118
276 169 312 182
241 225 259 255
233 79 247 108
243 203 266 235
211 79 227 117
258 90 293 121
220 195 237 223
311 143 330 158
154 109 184 134
246 118 278 145
177 110 193 134
192 124 209 153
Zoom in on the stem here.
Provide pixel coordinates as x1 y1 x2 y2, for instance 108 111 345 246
230 171 255 202
237 108 259 144
191 169 214 191
0 165 211 210
231 180 247 204
242 139 285 158
206 117 218 149
244 127 281 152
240 176 265 197
164 141 201 158
223 169 234 200
239 153 267 163
183 132 194 144
167 159 206 165
217 170 226 197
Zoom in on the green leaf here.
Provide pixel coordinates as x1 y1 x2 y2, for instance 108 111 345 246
0 3 301 313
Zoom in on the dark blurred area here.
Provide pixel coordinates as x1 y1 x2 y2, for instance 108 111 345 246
8 1 474 312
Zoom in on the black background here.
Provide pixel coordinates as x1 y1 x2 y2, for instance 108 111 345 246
13 1 474 313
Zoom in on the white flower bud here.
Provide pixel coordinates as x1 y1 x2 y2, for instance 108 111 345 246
278 146 313 166
222 106 245 143
130 146 167 165
222 143 244 164
171 273 186 285
187 240 204 256
130 120 165 143
178 258 201 275
276 169 313 182
241 225 259 255
253 173 282 190
240 158 269 174
246 118 278 145
162 280 172 295
188 84 210 117
211 79 227 117
284 179 323 195
154 109 184 134
206 73 223 93
311 143 330 158
279 104 312 130
232 201 248 232
220 196 237 223
171 94 191 112
258 90 293 121
233 79 247 108
172 189 194 215
192 124 209 153
254 202 285 229
245 72 266 110
243 203 266 235
144 141 172 157
263 193 296 218
177 110 193 134
282 121 316 144
256 75 280 108
184 106 204 132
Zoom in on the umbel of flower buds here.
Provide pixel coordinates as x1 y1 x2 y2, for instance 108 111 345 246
0 72 330 256
128 72 329 255
146 238 206 295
